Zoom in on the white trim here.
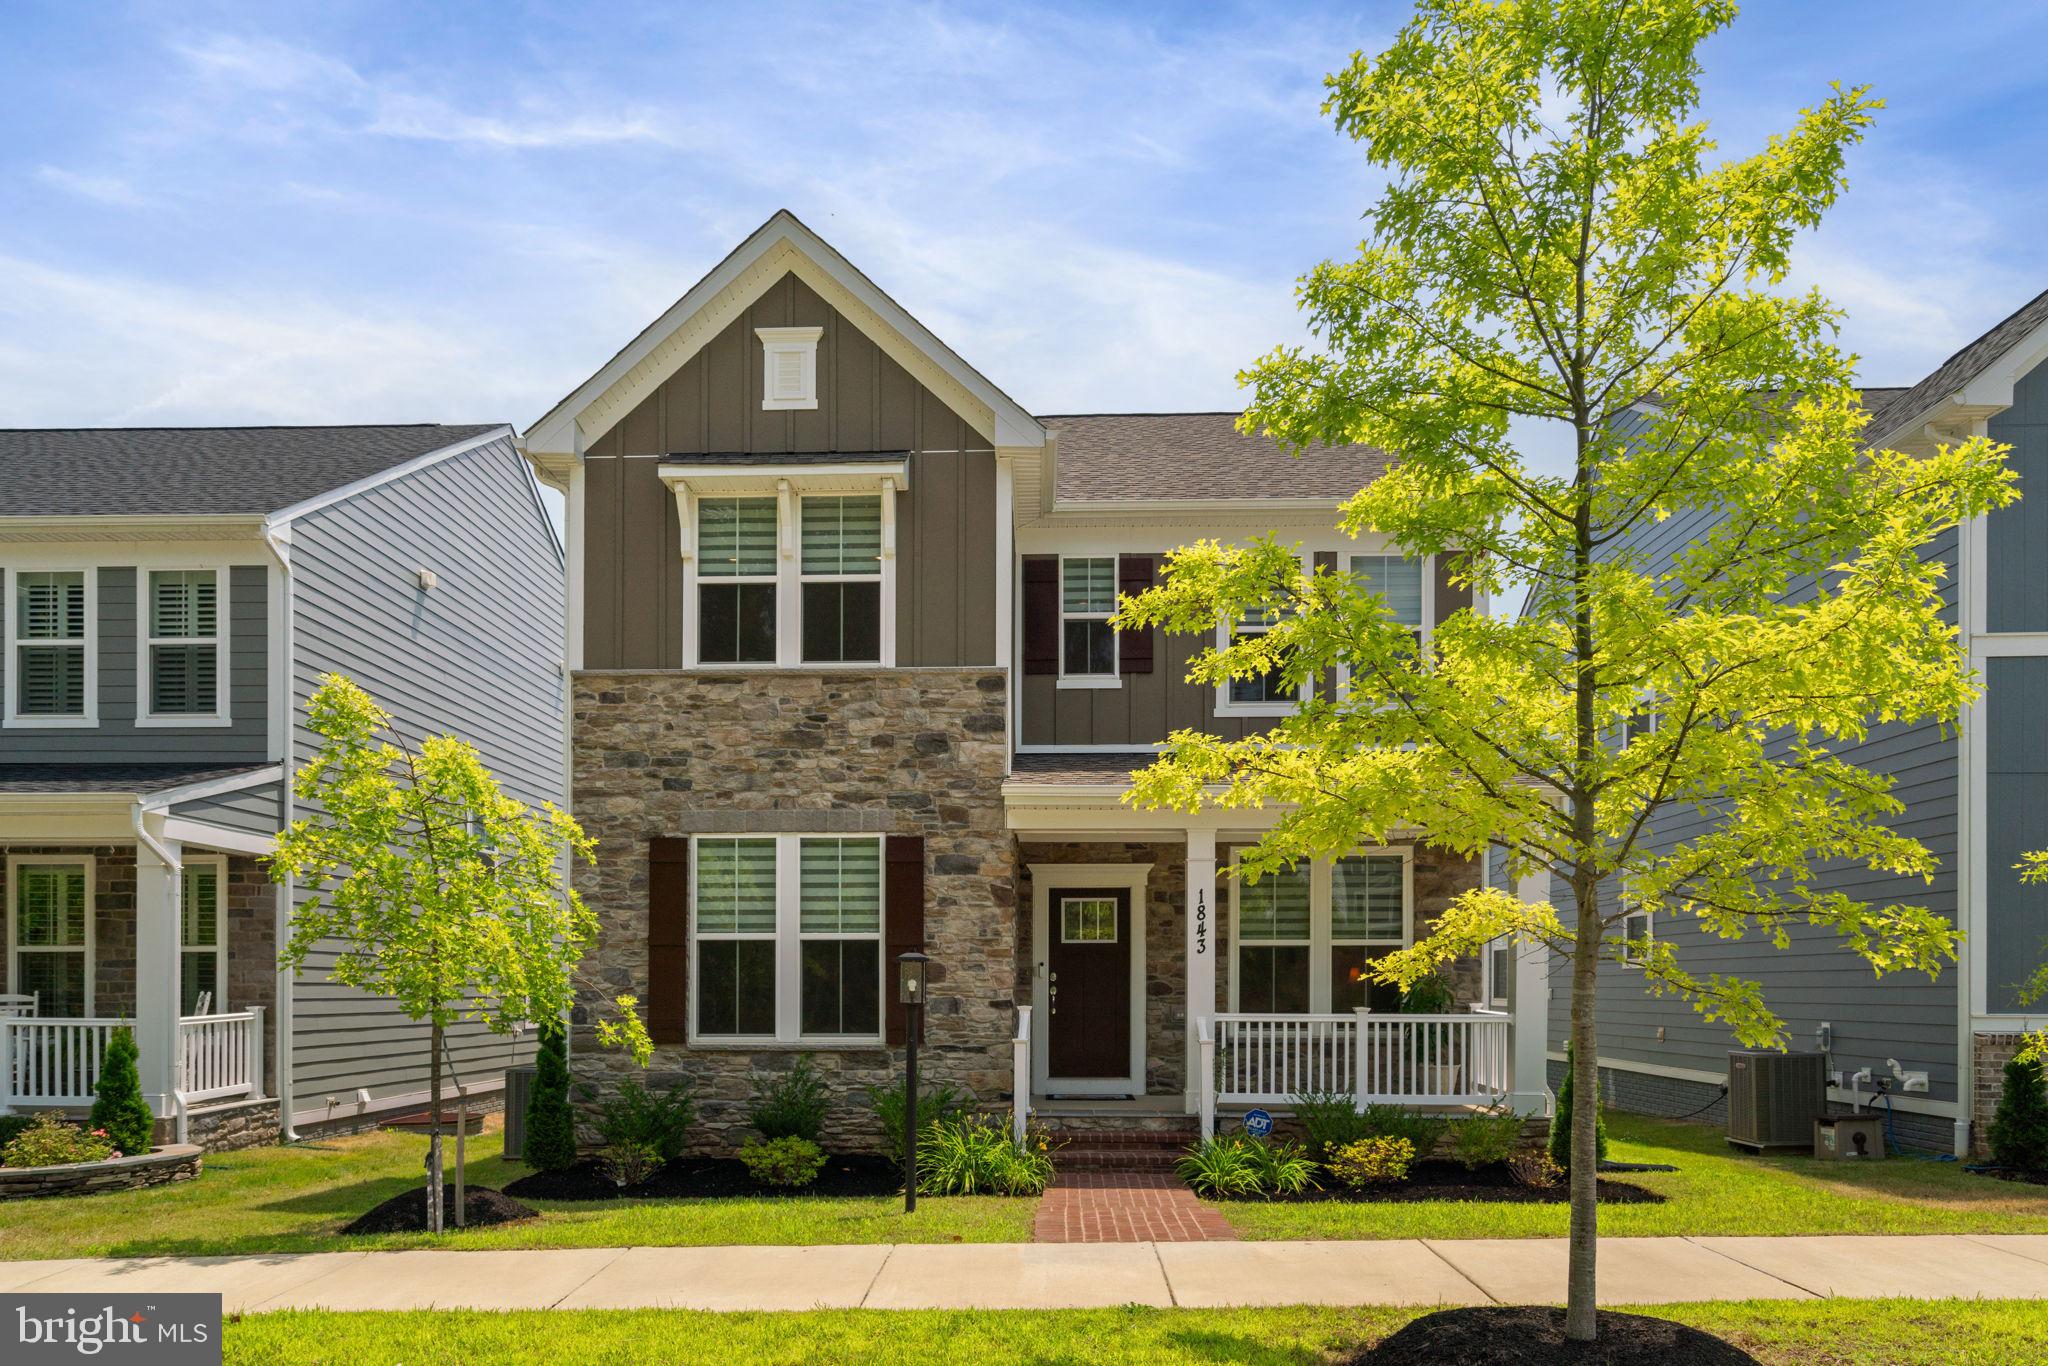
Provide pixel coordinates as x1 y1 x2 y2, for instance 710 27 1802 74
6 854 95 1017
756 326 822 410
135 564 232 728
1056 554 1120 684
1226 847 1414 1013
4 565 97 728
0 515 268 543
159 817 276 857
139 764 285 810
1056 676 1123 690
180 853 229 1014
1030 861 1150 1097
265 426 514 526
1619 908 1653 968
995 456 1015 676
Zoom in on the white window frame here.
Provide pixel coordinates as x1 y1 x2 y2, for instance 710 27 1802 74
7 854 95 1018
138 565 232 727
1227 847 1415 1013
4 566 97 728
797 493 885 666
688 833 887 1047
1484 936 1512 1009
1620 908 1653 968
668 467 902 670
180 853 229 1014
1336 552 1432 699
1215 553 1314 718
757 326 823 410
1057 555 1122 689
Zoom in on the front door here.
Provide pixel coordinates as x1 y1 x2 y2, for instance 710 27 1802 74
1047 889 1131 1080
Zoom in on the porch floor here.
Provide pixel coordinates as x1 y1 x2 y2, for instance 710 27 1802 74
1033 1172 1236 1244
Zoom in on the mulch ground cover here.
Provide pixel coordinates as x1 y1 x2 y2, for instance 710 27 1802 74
1353 1306 1758 1364
1969 1165 2048 1187
1216 1159 1664 1205
341 1184 537 1235
502 1153 902 1201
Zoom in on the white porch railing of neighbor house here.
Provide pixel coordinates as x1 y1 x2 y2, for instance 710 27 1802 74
1199 1007 1513 1137
0 1010 264 1113
1011 1005 1033 1148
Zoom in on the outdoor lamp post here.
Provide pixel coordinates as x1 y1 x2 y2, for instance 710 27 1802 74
898 951 930 1213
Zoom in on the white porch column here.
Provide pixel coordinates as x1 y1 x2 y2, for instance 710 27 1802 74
133 831 183 1118
1510 865 1553 1116
1183 826 1218 1113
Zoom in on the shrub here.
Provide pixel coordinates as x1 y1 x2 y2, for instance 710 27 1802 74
1509 1150 1563 1189
917 1116 1056 1196
588 1076 696 1163
2 1112 116 1168
739 1136 827 1188
748 1055 828 1143
1360 1104 1449 1158
1990 1053 2048 1172
1328 1135 1416 1187
0 1115 33 1152
864 1078 964 1163
597 1139 661 1188
523 1022 578 1170
1548 1041 1609 1172
1452 1107 1526 1170
1291 1089 1374 1160
90 1026 155 1157
1176 1135 1264 1198
1240 1138 1321 1195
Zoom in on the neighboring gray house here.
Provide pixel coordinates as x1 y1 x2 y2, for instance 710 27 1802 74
0 424 564 1148
1538 288 2048 1156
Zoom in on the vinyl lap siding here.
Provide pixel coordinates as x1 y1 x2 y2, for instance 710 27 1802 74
286 434 563 1115
171 780 286 841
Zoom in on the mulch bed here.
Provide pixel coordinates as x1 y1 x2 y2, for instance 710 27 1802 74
503 1153 902 1202
1967 1165 2048 1187
1215 1160 1663 1205
1353 1306 1759 1364
341 1184 536 1235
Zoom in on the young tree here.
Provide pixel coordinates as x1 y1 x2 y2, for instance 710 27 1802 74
1117 0 2014 1341
90 1026 156 1157
272 674 596 1233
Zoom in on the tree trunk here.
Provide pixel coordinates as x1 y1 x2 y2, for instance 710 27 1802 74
1564 876 1602 1342
427 1020 445 1236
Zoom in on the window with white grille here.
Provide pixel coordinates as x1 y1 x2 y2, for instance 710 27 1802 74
7 569 92 724
145 569 225 720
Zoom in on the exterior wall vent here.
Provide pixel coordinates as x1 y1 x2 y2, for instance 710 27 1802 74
757 326 823 411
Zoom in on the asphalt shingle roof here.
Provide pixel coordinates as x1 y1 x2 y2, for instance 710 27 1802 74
0 424 505 517
0 763 275 796
1039 413 1392 503
1866 286 2048 440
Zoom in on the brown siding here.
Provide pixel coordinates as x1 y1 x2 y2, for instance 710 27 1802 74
1020 619 1281 747
581 271 996 669
1433 551 1471 627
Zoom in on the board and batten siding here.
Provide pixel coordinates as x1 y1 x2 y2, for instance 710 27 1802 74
1985 656 2048 1012
0 564 269 764
580 270 997 670
1987 364 2048 633
286 433 564 1116
1544 473 1961 1105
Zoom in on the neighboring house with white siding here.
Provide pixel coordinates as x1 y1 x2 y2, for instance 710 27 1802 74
0 423 564 1148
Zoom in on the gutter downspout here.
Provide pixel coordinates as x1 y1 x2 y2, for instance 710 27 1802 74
131 801 182 873
262 521 299 1139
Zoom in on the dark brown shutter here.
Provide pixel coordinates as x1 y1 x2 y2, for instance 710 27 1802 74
1023 556 1058 676
1433 551 1472 627
884 835 927 1044
1117 555 1155 675
1314 552 1338 698
647 838 690 1045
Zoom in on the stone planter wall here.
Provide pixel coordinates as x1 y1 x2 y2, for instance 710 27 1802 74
0 1144 202 1200
568 667 1015 1155
183 1098 282 1152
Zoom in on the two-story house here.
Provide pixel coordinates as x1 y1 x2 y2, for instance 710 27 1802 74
527 212 1551 1148
1538 287 2048 1157
0 424 564 1148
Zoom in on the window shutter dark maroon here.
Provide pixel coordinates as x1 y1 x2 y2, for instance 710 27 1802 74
1023 556 1058 676
1117 555 1155 674
1314 552 1338 698
648 838 690 1045
1433 551 1472 627
884 835 926 1045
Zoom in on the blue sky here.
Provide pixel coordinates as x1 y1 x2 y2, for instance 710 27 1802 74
4 1 2047 444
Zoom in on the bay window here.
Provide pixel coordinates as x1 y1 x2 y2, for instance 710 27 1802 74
8 569 92 724
144 568 226 721
1230 849 1414 1014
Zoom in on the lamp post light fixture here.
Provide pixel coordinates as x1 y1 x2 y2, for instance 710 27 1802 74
897 951 931 1213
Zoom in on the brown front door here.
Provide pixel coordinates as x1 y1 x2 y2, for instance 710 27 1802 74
1047 889 1132 1080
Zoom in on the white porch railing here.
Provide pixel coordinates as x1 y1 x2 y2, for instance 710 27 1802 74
1 1010 264 1115
176 1008 266 1105
1201 1008 1513 1137
1011 1005 1032 1149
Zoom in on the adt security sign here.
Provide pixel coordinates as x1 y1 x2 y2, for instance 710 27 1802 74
1243 1109 1274 1140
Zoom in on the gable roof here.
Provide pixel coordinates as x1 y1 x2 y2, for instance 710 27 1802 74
0 424 506 518
524 210 1046 462
1040 412 1393 503
1866 285 2048 441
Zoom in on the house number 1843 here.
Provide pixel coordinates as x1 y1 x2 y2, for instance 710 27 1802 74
1194 889 1208 955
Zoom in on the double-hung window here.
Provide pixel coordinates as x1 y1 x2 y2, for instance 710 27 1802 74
800 496 882 663
1060 557 1118 679
1329 854 1408 1013
1349 554 1424 645
1230 849 1414 1015
693 834 886 1044
9 858 91 1018
696 498 779 664
8 569 91 724
1224 603 1301 709
181 858 226 1015
145 569 225 721
1620 908 1653 967
1235 864 1312 1013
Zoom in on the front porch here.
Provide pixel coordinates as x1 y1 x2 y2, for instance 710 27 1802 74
1003 757 1551 1140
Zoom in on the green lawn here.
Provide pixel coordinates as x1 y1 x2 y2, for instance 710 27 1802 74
222 1300 2048 1365
1222 1112 2048 1240
0 1124 1032 1260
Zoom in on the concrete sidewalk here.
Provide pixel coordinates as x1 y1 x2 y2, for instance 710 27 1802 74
6 1234 2048 1313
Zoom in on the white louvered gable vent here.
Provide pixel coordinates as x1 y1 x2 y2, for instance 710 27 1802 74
757 326 823 411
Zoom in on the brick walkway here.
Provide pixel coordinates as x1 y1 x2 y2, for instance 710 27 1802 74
1032 1171 1237 1243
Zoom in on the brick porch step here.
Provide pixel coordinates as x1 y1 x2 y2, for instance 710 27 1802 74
1059 1145 1185 1173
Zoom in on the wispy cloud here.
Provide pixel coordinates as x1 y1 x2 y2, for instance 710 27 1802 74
33 166 146 208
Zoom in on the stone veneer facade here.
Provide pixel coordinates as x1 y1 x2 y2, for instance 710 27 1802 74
569 668 1016 1154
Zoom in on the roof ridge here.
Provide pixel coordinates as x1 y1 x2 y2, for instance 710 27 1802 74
0 422 500 434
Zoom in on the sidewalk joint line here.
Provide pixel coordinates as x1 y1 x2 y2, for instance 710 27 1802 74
548 1246 632 1309
1684 1238 1826 1300
1418 1239 1497 1304
1149 1240 1178 1307
858 1244 897 1308
1958 1233 2048 1269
